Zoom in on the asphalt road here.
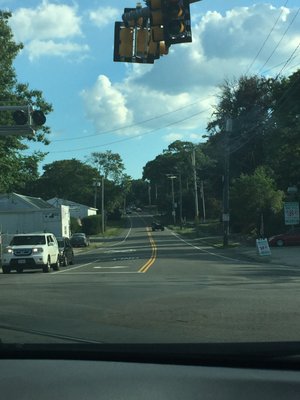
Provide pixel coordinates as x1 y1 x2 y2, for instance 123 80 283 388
1 212 300 344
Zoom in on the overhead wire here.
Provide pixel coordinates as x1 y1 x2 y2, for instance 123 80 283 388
245 0 289 76
262 53 300 74
275 41 300 78
225 3 300 155
258 6 300 74
51 92 218 143
46 108 210 154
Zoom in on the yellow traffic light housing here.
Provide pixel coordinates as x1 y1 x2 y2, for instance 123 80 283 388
114 22 134 62
113 0 199 64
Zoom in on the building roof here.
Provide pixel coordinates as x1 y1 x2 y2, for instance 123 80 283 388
0 193 54 210
16 193 54 209
47 197 97 211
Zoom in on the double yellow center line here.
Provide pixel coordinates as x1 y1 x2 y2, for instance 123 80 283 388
138 228 157 273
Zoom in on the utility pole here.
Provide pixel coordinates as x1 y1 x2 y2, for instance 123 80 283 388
200 180 206 223
179 173 183 227
170 176 176 225
101 176 105 234
223 118 232 247
191 148 199 221
148 181 151 206
93 180 100 209
166 174 177 225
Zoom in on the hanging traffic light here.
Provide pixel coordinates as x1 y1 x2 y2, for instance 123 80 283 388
12 107 46 126
163 0 192 46
0 105 46 136
113 0 199 64
114 4 169 64
147 0 192 46
114 22 134 62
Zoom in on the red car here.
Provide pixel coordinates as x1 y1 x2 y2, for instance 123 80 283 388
268 228 300 247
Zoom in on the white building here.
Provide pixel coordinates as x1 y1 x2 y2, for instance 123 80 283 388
47 197 97 220
0 193 70 244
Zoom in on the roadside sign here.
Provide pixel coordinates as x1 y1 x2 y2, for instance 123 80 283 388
222 213 230 222
256 238 271 256
284 202 299 225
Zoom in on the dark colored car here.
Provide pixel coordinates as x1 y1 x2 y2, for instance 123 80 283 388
151 222 164 232
57 237 74 266
268 228 300 247
70 233 90 247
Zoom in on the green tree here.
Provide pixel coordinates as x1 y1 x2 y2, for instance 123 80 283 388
27 159 100 206
206 75 274 179
88 150 125 184
267 69 300 189
230 167 284 235
143 140 214 219
0 11 52 193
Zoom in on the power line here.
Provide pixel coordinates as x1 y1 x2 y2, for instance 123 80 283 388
275 40 300 78
262 53 300 74
51 93 217 143
258 6 300 74
245 0 289 76
46 108 210 154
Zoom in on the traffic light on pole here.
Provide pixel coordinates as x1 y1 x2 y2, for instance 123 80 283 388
0 105 46 136
12 107 46 127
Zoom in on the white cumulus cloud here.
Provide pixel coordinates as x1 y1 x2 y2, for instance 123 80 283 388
26 40 90 61
9 1 88 60
89 6 120 28
81 75 133 132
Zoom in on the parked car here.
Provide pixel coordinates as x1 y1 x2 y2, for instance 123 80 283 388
57 237 74 266
268 228 300 247
70 233 90 247
151 222 164 232
2 233 60 273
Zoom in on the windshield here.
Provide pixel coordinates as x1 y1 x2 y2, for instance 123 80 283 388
10 236 46 246
0 1 300 349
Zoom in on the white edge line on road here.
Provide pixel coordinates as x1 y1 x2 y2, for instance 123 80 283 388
53 272 140 275
52 260 102 274
169 230 250 264
105 217 132 247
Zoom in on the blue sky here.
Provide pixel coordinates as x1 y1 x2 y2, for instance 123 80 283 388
1 0 300 179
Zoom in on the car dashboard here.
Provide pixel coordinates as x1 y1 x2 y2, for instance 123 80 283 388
1 343 300 399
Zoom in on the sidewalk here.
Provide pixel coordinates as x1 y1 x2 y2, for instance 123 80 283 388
189 234 300 267
234 245 300 267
